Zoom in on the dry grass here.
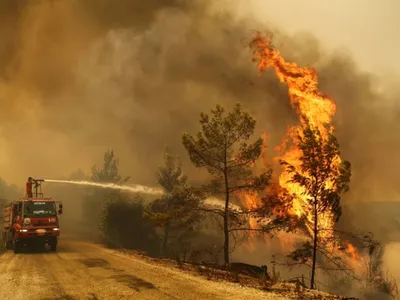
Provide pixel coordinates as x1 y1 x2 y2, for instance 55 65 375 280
117 248 357 299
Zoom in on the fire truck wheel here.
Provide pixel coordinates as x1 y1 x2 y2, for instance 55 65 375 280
13 241 21 254
6 240 13 250
50 240 57 251
1 232 9 250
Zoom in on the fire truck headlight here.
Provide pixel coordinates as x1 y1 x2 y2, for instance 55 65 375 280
53 228 60 231
20 229 28 232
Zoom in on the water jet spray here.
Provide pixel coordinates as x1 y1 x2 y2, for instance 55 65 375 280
43 179 236 210
43 179 164 196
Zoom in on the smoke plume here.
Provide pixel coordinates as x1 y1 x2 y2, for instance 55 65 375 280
1 2 400 296
0 0 399 238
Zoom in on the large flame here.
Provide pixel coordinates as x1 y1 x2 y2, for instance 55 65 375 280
237 33 364 271
250 33 339 242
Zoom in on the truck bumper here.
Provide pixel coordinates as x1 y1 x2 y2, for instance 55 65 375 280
15 230 59 244
16 236 58 247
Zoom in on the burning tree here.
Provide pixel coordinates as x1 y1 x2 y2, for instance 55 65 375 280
280 117 351 289
145 148 202 257
182 103 272 264
249 33 359 290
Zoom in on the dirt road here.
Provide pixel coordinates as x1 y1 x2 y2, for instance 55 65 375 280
0 239 285 300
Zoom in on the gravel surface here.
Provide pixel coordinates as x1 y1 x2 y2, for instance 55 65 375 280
0 239 289 300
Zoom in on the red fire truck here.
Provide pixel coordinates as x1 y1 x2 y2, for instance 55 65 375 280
2 177 63 253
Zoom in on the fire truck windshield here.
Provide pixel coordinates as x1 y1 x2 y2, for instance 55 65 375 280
24 201 56 217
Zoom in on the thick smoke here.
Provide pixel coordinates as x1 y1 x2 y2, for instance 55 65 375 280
2 0 400 226
0 0 292 185
1 1 400 296
1 0 400 244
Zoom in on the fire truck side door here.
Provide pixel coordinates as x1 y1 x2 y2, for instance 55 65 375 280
12 203 21 221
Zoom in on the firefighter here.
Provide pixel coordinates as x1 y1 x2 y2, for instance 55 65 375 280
26 177 33 198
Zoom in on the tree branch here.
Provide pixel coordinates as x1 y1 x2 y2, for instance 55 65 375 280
187 144 224 173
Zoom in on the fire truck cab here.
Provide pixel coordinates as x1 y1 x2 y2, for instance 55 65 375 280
2 177 63 253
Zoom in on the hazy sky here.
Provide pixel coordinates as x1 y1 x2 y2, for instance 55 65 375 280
1 0 399 194
235 0 400 74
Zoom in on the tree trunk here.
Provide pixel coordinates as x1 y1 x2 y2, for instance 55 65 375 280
223 192 229 264
223 168 230 264
162 221 170 257
310 199 318 289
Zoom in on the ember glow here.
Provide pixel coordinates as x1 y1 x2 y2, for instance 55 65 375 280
344 242 362 269
238 191 259 249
